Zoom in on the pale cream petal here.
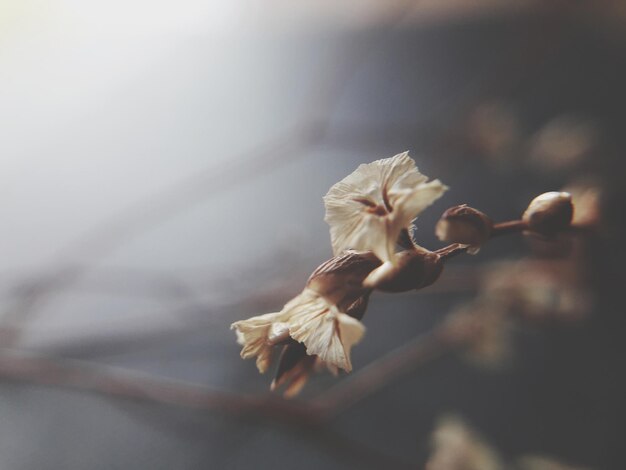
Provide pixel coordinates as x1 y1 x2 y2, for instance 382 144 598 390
268 321 290 344
231 311 285 374
323 190 374 256
379 151 429 190
335 212 395 263
335 312 366 367
391 179 448 229
332 152 428 202
285 289 365 372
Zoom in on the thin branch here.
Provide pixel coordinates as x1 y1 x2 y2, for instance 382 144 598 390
491 220 528 237
0 348 415 469
0 348 320 425
435 243 470 260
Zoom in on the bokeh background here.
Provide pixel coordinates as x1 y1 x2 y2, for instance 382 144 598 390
1 1 625 469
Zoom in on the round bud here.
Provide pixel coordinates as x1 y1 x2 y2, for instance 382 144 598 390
522 192 573 235
435 205 493 253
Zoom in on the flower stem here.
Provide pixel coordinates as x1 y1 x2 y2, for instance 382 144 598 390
491 219 527 237
435 243 469 261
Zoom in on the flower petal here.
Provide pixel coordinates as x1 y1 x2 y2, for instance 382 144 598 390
391 179 448 229
286 289 365 372
231 311 285 374
324 152 446 262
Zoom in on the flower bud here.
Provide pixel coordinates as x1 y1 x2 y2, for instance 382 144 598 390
363 247 443 292
522 192 573 235
306 250 380 311
435 205 493 254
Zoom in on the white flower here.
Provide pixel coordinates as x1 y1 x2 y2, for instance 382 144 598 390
231 288 366 374
324 151 448 264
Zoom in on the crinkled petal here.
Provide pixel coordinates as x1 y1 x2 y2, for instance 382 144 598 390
324 152 446 262
231 311 285 374
327 211 396 263
391 179 448 228
286 290 365 372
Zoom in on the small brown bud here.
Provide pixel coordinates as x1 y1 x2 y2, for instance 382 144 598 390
306 250 380 311
364 247 443 293
522 192 573 235
435 205 493 254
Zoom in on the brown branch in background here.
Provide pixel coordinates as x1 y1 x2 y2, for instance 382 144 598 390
0 311 477 426
0 348 416 469
0 348 321 425
313 326 471 415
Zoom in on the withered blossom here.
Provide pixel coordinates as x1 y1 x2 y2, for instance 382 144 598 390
232 154 455 393
280 288 365 372
324 151 447 264
231 251 380 381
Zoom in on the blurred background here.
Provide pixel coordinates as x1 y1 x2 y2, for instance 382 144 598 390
1 0 625 468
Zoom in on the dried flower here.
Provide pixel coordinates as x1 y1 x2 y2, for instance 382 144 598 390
282 288 365 372
324 152 447 264
522 191 573 236
435 204 493 254
232 289 365 373
231 251 379 381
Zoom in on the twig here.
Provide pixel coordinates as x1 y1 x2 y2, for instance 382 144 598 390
0 348 415 469
435 243 470 260
491 220 528 237
0 348 320 425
